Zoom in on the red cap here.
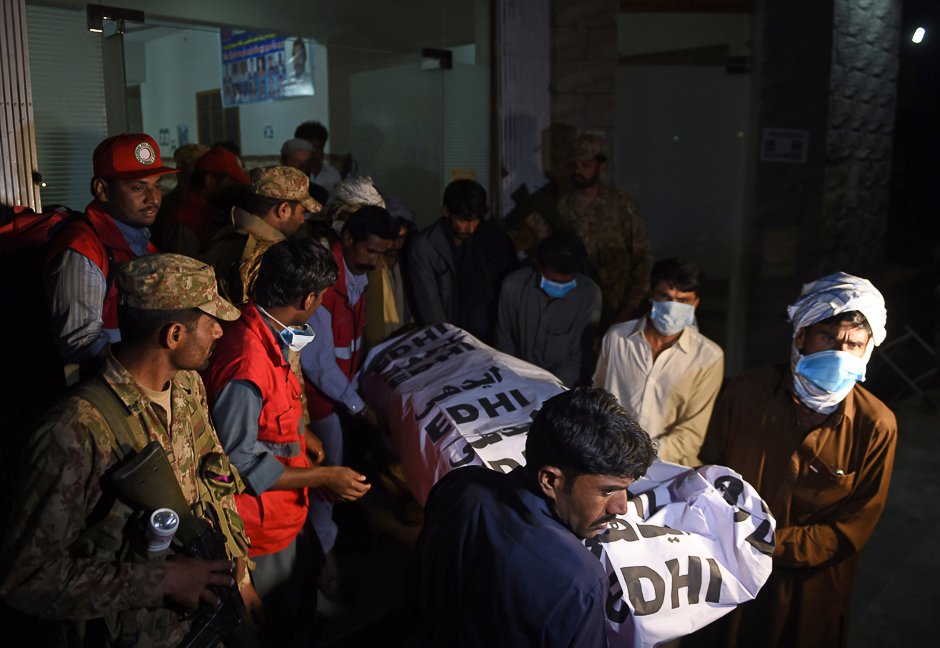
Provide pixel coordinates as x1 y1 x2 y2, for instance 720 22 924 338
93 133 178 180
195 146 251 185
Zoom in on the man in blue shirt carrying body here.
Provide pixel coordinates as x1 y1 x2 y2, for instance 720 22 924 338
415 388 656 647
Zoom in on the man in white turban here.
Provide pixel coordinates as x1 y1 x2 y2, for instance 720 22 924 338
695 272 897 648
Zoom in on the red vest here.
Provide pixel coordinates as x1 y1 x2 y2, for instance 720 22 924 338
305 241 365 420
45 201 158 332
164 191 219 249
203 302 308 556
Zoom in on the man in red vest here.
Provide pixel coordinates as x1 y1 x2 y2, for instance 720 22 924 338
300 205 398 592
204 238 371 646
45 132 176 376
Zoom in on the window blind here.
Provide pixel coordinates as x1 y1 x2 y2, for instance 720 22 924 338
27 5 107 210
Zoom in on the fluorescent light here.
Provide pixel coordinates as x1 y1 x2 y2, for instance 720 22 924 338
912 27 926 44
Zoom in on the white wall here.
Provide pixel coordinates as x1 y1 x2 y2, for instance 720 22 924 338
347 59 489 228
616 65 750 280
616 11 753 370
239 43 329 156
350 63 444 225
136 27 329 158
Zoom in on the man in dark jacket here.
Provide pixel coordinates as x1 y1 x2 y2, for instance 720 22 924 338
407 179 516 344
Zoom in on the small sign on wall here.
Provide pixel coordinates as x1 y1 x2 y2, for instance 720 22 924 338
760 128 809 163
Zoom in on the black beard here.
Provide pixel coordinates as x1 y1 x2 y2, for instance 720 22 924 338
572 173 599 189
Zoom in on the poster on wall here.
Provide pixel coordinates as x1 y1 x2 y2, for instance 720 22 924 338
220 29 315 107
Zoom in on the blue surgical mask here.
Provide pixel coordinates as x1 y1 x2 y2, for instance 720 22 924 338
794 350 867 393
649 300 695 336
257 305 317 352
540 275 577 299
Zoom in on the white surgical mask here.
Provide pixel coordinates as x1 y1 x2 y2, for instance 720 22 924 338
257 305 316 352
649 300 695 336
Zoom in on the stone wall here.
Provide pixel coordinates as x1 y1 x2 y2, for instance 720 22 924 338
822 0 900 273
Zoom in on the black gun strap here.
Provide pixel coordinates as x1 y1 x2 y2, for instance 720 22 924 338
73 379 149 459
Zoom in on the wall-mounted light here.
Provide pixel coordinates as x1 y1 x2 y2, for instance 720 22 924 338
912 27 926 44
86 4 145 34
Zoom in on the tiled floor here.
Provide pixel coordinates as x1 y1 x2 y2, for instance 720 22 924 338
316 389 940 646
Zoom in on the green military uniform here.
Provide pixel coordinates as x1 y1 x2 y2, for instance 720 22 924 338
0 255 249 647
201 207 288 305
201 166 322 304
557 184 652 320
510 134 653 323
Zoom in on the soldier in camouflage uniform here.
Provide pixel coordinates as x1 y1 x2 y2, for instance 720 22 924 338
200 166 322 304
557 134 653 325
0 254 256 647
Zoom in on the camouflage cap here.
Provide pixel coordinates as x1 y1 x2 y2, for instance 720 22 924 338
252 166 322 214
117 254 240 321
570 133 610 162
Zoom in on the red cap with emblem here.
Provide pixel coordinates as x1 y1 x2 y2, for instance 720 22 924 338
93 133 178 180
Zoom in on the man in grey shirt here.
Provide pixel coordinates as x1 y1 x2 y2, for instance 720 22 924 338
497 233 601 386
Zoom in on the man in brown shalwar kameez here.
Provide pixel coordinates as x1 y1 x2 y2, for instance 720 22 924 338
695 272 897 648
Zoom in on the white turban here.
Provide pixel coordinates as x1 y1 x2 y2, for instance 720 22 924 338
329 175 385 210
786 272 887 346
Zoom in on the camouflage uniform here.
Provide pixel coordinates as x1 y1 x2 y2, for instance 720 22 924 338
557 185 652 320
0 255 249 648
201 166 322 304
521 134 653 322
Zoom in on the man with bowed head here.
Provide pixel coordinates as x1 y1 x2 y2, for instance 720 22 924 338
696 272 897 648
301 205 398 595
203 239 370 646
415 388 656 647
408 178 516 344
497 232 601 386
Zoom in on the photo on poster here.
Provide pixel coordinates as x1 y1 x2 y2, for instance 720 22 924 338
282 37 314 97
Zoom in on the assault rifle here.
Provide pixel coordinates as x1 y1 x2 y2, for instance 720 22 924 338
112 441 254 648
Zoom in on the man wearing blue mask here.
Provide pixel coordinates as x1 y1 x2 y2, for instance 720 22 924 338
203 239 371 646
496 233 601 386
593 258 723 466
695 272 897 648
